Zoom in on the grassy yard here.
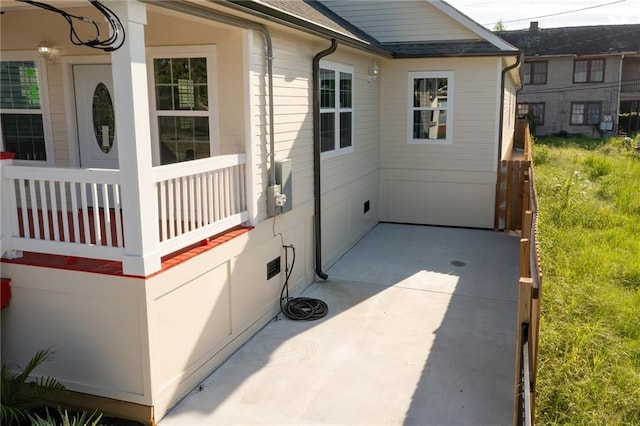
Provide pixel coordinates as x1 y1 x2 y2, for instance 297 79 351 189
532 134 640 424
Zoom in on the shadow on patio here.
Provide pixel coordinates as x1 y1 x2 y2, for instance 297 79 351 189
159 223 519 425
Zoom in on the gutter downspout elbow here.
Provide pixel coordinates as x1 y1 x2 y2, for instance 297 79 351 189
312 39 337 280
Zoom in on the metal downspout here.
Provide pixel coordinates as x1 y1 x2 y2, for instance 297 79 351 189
497 53 523 164
312 39 337 280
144 1 277 186
494 53 523 230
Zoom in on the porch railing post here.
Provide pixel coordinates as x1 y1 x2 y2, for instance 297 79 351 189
1 152 21 259
110 1 160 275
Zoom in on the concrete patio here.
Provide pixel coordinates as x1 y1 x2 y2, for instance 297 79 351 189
159 223 520 425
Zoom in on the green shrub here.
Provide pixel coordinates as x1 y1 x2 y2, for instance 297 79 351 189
29 407 103 426
1 348 65 425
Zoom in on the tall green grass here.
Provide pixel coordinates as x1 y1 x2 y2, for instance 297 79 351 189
533 135 640 424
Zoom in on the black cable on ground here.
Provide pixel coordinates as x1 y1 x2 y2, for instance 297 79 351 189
280 245 328 321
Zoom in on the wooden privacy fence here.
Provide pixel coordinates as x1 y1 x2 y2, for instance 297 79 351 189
496 118 533 232
510 121 543 426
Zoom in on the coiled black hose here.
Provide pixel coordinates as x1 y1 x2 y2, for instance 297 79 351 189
280 245 328 321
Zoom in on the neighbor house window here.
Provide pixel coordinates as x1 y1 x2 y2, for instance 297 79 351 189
523 61 547 85
570 102 601 125
0 57 50 161
517 102 545 125
408 71 453 144
147 46 218 165
320 61 353 156
573 58 605 83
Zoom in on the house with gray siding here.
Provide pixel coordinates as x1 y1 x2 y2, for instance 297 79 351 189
498 22 640 137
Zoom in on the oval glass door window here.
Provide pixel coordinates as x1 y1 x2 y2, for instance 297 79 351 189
92 83 115 154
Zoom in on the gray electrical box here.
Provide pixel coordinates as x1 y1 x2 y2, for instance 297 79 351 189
276 159 293 214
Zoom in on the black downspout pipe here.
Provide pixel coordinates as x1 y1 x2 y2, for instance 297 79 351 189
497 53 523 164
312 39 337 280
494 53 523 230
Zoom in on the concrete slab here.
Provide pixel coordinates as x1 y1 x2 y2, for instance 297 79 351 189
159 224 520 425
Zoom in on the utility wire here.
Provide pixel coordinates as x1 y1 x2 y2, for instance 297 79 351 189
482 0 629 25
521 78 639 95
16 0 125 52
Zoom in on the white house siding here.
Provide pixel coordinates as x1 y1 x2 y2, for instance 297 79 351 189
145 10 247 156
380 56 501 228
501 66 518 160
144 31 382 418
319 0 479 42
1 10 382 421
250 27 381 259
519 55 623 136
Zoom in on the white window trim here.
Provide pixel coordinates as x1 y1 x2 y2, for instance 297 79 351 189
319 60 354 160
146 45 220 166
0 51 54 166
407 71 454 145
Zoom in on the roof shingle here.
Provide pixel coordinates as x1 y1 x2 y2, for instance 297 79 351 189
497 24 640 56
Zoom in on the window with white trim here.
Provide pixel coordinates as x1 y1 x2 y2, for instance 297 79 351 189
147 46 218 165
0 57 50 161
320 61 353 156
408 71 453 144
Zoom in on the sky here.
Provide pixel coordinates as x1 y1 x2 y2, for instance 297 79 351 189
445 0 640 30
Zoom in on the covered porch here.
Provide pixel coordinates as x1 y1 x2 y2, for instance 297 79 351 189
1 1 256 276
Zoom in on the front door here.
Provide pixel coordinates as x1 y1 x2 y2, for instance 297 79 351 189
74 64 118 169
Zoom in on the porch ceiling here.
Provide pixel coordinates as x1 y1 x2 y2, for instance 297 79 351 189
159 223 520 425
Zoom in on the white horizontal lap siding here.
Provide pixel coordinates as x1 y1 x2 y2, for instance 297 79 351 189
272 34 315 208
501 74 517 159
319 51 380 193
320 0 478 42
250 31 268 218
45 63 70 167
380 57 501 228
381 57 499 172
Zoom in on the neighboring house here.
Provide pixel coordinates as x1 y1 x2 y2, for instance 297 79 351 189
498 22 640 137
0 0 520 422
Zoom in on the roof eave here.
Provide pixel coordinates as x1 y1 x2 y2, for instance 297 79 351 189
218 0 394 58
393 50 522 59
434 1 520 52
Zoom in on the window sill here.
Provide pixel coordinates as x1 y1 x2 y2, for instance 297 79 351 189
408 139 452 145
320 146 354 160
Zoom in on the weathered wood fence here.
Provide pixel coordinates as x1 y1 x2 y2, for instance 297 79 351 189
507 120 543 426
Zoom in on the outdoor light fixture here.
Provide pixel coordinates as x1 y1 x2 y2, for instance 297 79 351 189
368 62 379 82
37 42 59 62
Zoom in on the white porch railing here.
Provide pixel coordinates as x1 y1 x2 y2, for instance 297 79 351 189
1 154 249 267
1 165 125 261
152 154 248 258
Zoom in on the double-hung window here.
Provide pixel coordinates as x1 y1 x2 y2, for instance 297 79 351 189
0 55 51 162
523 61 547 85
570 102 601 125
408 71 453 144
320 61 353 156
574 58 605 83
517 102 545 125
147 46 218 165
